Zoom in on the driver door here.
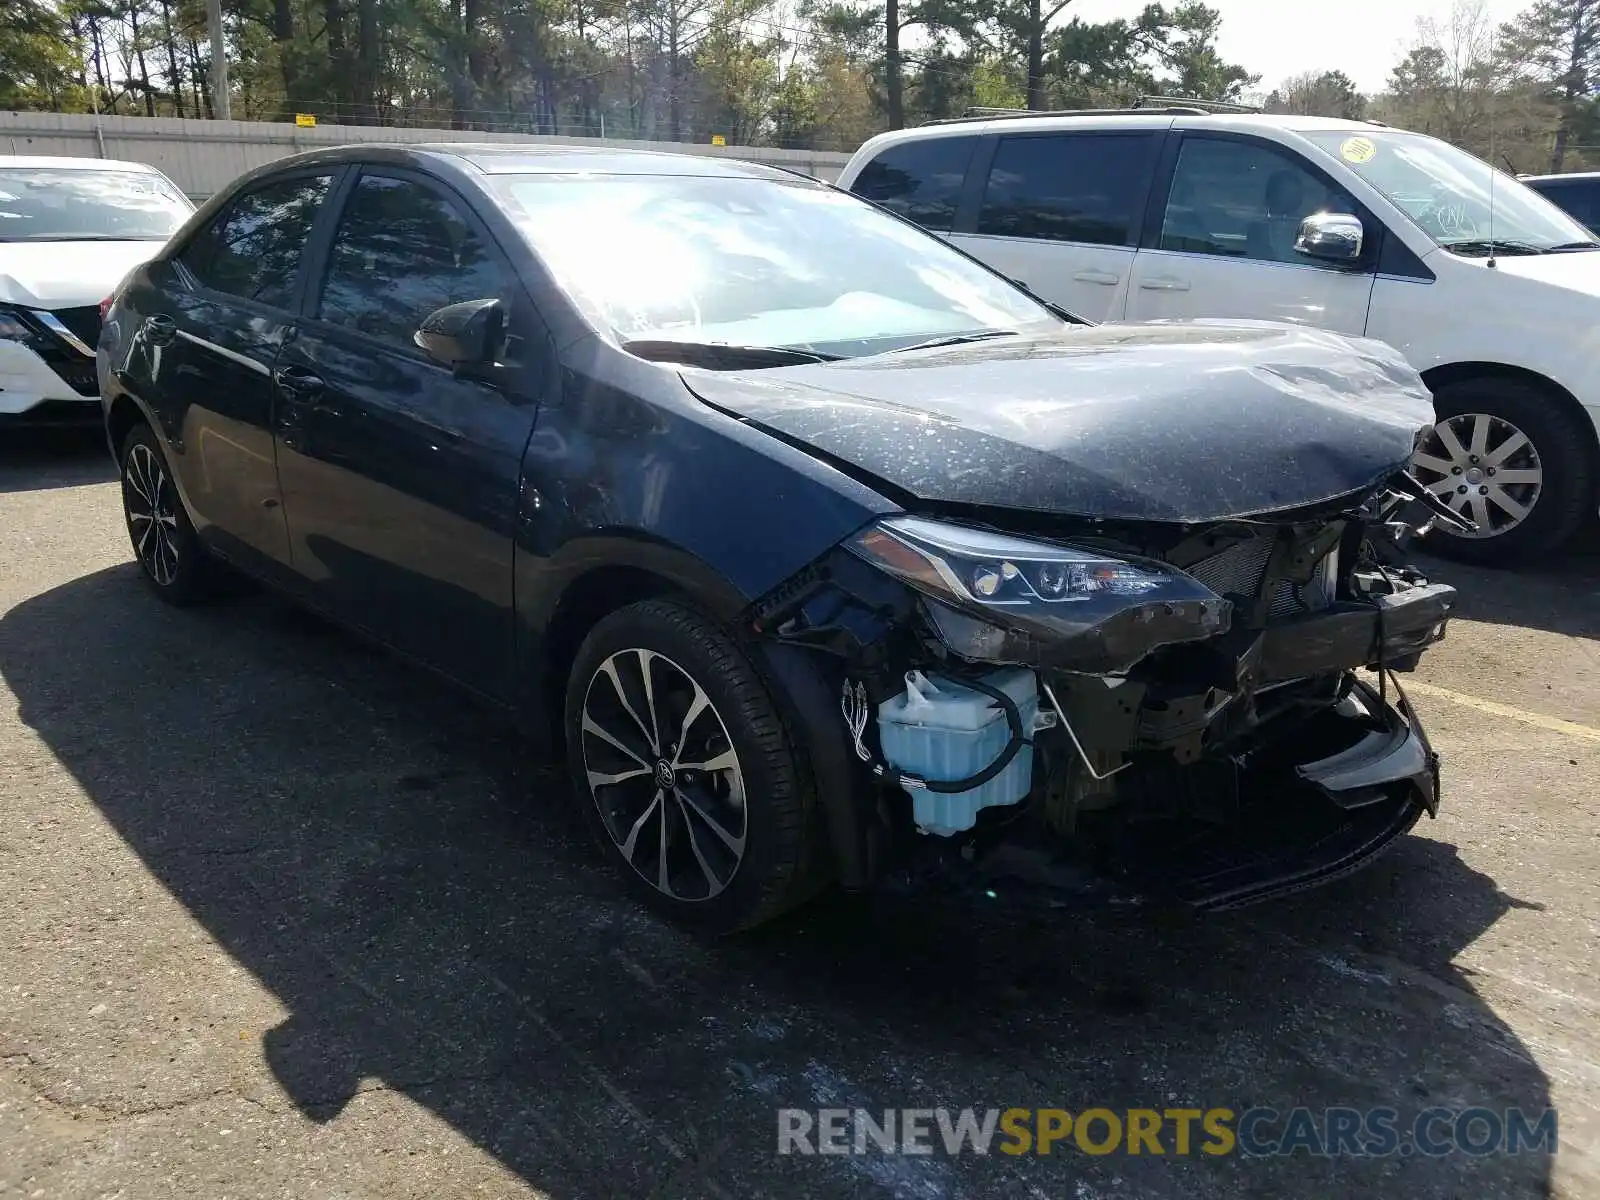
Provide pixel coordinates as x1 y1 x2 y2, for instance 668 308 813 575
1125 133 1377 336
271 167 543 700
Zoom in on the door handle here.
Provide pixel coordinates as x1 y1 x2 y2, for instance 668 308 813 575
1073 270 1121 286
143 314 177 345
274 365 326 398
1139 276 1191 292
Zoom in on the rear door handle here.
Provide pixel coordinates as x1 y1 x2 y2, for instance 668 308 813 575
143 314 177 345
1073 270 1120 286
1139 276 1191 292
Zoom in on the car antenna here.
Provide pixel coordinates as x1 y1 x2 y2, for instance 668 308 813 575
1487 30 1499 269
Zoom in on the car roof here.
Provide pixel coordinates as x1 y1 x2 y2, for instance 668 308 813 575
0 155 165 172
853 111 1385 154
262 142 813 183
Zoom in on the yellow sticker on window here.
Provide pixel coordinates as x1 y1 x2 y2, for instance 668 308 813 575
1340 136 1376 164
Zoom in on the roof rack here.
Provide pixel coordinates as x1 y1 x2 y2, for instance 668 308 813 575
920 94 1262 127
1132 94 1261 114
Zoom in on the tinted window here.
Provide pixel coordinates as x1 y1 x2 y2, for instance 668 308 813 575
851 137 975 231
1161 138 1359 265
182 174 333 307
976 133 1156 245
317 174 507 349
1531 180 1600 232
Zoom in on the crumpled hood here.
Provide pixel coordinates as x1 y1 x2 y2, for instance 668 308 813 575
683 320 1435 522
0 240 165 308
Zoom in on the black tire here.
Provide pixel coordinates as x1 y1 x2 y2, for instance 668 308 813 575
564 598 821 932
1418 377 1596 564
119 422 218 605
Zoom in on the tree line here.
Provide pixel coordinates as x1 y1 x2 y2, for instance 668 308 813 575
2 0 1599 168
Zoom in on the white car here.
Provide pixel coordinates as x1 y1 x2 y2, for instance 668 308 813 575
0 155 193 424
838 110 1600 563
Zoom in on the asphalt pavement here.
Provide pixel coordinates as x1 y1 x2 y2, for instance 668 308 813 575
1 428 1596 1199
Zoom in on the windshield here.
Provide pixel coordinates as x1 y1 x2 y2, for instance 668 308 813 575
488 173 1060 358
0 167 193 242
1303 131 1596 252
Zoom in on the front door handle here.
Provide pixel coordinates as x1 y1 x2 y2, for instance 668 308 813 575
1139 276 1191 292
1073 270 1121 286
144 314 177 345
274 365 325 395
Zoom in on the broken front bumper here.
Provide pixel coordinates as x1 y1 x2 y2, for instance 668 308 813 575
1179 675 1439 911
938 675 1440 914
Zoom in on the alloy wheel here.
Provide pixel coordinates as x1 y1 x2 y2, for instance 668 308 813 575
1411 411 1543 539
124 442 181 585
580 648 748 901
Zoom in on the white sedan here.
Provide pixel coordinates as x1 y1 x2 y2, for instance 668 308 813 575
0 155 193 423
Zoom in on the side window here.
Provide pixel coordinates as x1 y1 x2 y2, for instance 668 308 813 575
317 174 508 351
851 137 976 231
1160 138 1360 265
1554 182 1600 232
180 174 333 307
976 133 1157 246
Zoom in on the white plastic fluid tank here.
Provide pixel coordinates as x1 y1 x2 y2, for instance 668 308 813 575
876 668 1038 836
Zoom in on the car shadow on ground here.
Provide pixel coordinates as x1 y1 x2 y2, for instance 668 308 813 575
0 425 112 494
0 566 1556 1199
1414 525 1600 641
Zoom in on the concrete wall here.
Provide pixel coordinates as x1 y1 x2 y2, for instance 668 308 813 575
0 111 853 199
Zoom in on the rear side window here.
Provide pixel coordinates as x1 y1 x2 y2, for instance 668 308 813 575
851 137 975 231
977 133 1157 246
180 174 333 308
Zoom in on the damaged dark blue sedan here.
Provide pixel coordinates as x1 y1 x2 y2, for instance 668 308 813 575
98 144 1457 930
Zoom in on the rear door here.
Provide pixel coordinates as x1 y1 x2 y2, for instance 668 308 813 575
271 167 545 700
1123 133 1376 334
132 168 341 572
946 130 1163 321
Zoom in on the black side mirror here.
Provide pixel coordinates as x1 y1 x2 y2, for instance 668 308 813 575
415 298 504 373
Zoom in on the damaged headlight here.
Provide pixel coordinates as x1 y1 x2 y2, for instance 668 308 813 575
847 516 1230 671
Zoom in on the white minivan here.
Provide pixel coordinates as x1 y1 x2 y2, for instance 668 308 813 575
838 111 1600 563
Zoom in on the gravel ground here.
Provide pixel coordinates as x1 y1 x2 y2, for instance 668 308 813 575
1 428 1597 1199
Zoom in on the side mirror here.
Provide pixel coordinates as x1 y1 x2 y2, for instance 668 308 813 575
1295 212 1364 263
415 298 504 372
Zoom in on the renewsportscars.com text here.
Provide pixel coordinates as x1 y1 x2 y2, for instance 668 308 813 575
777 1106 1559 1158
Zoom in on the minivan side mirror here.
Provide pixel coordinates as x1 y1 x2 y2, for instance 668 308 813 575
415 298 504 373
1295 212 1364 263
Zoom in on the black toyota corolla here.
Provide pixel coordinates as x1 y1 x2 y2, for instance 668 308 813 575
99 144 1458 930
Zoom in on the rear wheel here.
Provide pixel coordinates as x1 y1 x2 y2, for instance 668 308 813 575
1413 378 1595 564
564 598 821 931
119 423 217 605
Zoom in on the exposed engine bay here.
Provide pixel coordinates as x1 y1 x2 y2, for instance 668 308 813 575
746 469 1460 911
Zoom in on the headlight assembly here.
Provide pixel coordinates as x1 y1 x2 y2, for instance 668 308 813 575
847 515 1231 671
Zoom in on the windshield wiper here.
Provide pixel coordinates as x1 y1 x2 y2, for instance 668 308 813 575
1441 238 1547 256
889 329 1021 355
621 339 842 369
1548 240 1600 251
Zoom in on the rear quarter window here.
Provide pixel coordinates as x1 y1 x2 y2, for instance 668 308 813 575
850 137 976 231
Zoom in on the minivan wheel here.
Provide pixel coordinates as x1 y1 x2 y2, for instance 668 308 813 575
119 423 215 604
564 598 819 931
1413 378 1595 564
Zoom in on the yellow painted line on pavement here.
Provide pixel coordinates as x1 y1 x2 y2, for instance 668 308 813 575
1401 679 1600 744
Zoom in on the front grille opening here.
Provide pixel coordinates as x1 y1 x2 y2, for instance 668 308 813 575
1179 533 1338 622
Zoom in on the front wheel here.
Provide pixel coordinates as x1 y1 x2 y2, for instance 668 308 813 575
563 598 822 931
1412 378 1596 564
